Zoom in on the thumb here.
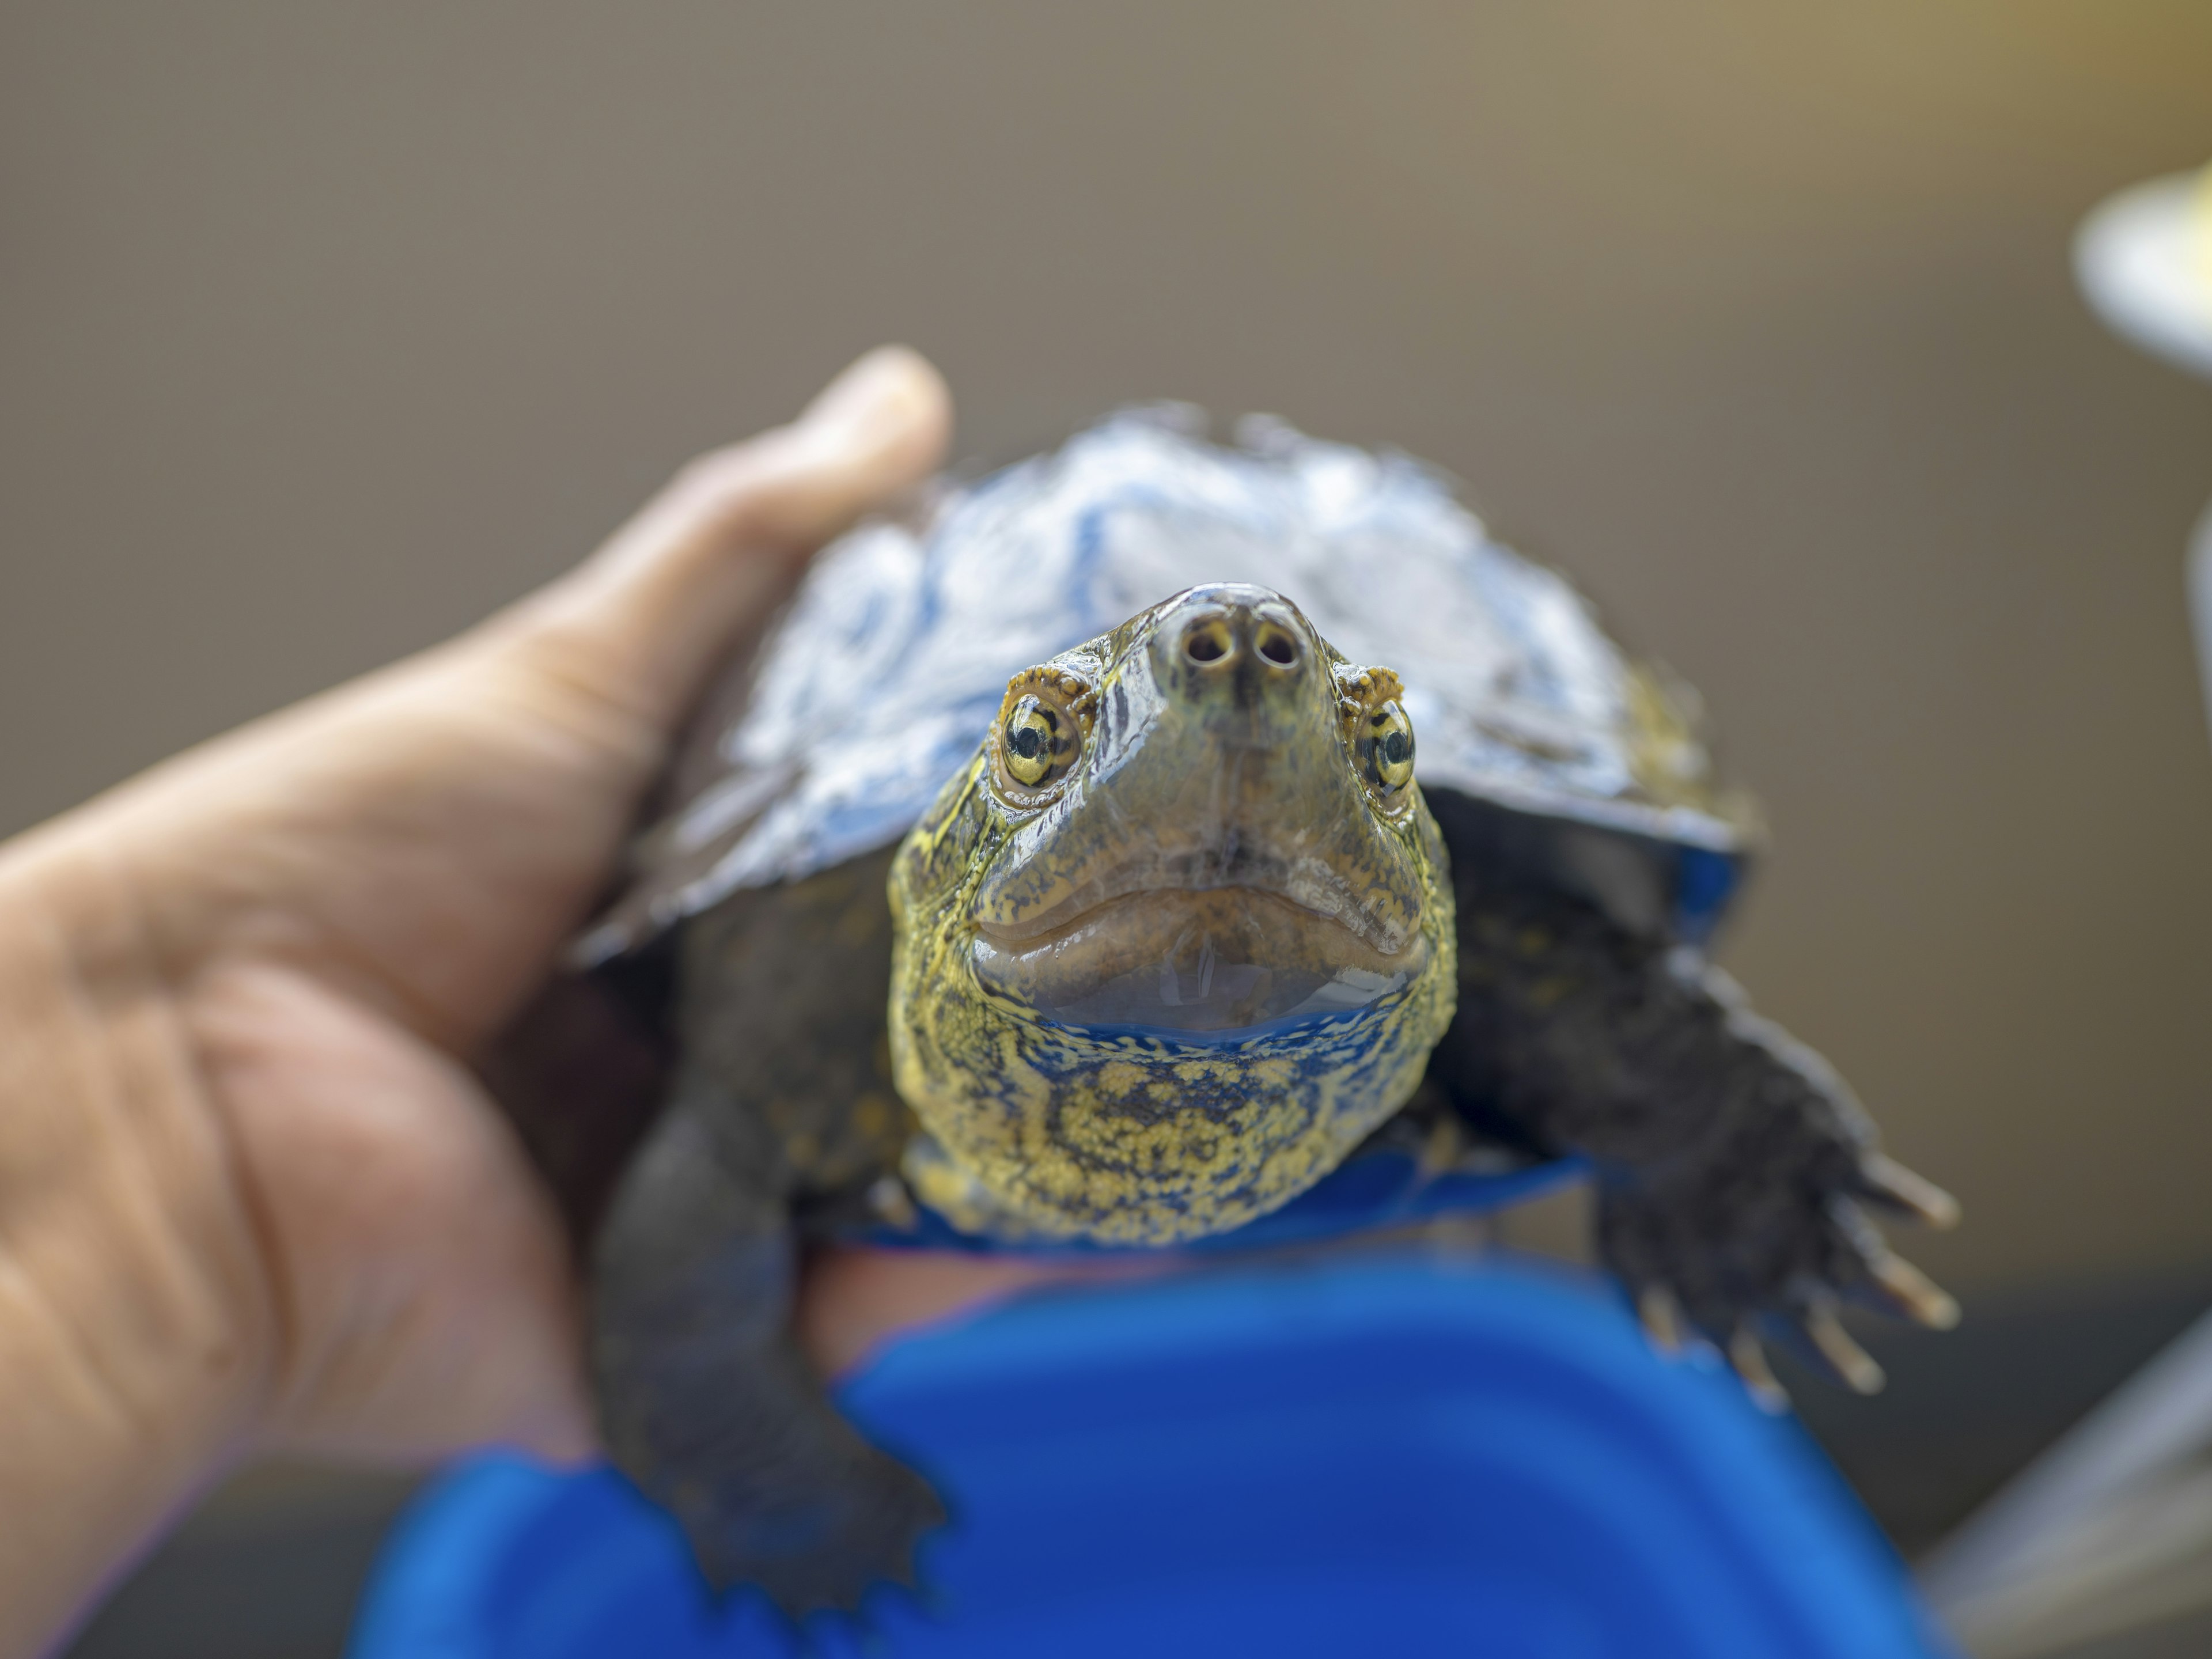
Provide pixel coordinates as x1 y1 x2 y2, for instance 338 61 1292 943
497 346 952 739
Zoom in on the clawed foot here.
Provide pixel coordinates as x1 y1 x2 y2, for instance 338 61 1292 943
679 1441 947 1622
1605 1144 1960 1411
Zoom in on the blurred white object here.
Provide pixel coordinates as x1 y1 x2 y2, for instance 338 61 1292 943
1921 1315 2212 1654
2075 172 2212 380
1920 165 2212 1659
2074 169 2212 745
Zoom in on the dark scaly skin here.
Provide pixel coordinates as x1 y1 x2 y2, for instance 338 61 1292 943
587 848 942 1616
593 1097 940 1610
1422 790 1946 1380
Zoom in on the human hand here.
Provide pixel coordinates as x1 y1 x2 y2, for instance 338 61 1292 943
0 348 972 1654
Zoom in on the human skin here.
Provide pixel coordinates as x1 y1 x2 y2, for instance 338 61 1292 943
0 347 1074 1657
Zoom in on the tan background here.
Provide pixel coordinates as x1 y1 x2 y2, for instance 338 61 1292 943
5 1 2212 1302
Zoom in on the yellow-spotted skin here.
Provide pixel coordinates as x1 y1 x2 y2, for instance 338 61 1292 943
888 585 1457 1244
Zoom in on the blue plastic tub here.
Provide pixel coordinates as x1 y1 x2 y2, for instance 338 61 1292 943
351 1255 1949 1658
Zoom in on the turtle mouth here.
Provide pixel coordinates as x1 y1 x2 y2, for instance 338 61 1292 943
970 887 1428 1037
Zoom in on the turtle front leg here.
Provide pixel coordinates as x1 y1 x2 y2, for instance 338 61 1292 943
592 1096 945 1616
1432 892 1959 1400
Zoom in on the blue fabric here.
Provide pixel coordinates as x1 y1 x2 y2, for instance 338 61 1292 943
350 1257 1950 1658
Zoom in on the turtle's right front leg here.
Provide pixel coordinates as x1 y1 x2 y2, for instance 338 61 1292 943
590 1093 945 1618
1430 876 1959 1399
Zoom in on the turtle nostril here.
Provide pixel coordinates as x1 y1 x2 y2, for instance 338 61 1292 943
1255 626 1298 668
1183 620 1234 665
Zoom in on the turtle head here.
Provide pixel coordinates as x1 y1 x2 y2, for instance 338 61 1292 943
888 584 1456 1244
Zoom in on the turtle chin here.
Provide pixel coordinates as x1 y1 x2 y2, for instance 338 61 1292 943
970 887 1429 1040
906 915 1456 1244
892 825 1459 1245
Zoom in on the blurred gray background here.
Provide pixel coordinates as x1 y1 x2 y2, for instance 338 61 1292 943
6 2 2211 1654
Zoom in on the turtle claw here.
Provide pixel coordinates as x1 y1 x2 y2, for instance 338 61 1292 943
1855 1153 1961 1231
1800 1304 1887 1395
1859 1251 1961 1331
1638 1283 1690 1355
1727 1328 1791 1414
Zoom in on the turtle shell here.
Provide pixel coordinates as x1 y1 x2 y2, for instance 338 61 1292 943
580 409 1756 967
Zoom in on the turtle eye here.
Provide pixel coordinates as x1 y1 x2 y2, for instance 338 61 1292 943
999 694 1081 792
993 668 1093 797
1364 702 1416 793
1002 699 1057 786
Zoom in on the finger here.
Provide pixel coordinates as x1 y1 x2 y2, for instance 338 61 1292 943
796 1247 1169 1381
1856 1252 1961 1331
1728 1328 1791 1414
502 345 952 737
499 1382 600 1468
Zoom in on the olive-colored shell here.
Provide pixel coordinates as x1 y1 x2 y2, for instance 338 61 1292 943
581 408 1754 965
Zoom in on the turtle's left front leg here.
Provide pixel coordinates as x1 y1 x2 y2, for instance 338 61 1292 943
592 1091 945 1616
1430 885 1959 1399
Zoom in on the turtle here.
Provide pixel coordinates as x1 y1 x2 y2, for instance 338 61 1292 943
490 406 1960 1621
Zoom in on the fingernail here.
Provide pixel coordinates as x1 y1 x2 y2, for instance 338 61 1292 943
801 346 938 450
